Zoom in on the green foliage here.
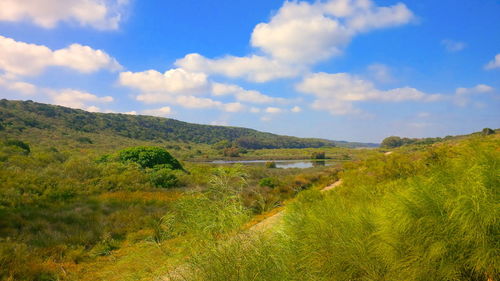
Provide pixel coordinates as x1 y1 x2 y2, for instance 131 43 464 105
212 140 232 150
174 137 500 281
76 136 93 144
381 136 404 148
222 147 240 157
259 177 280 188
265 161 277 168
149 168 180 188
0 99 350 149
482 127 495 135
311 151 326 159
118 146 183 170
4 139 30 153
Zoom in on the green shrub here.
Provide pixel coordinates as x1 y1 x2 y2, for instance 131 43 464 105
4 139 30 153
118 146 183 170
76 136 93 144
259 177 280 188
265 161 277 168
311 151 326 159
150 168 180 188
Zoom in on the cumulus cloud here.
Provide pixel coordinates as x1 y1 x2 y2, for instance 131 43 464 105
441 39 466 52
175 53 302 83
0 75 37 95
211 82 283 104
291 106 302 113
484 54 500 70
454 84 494 106
0 0 128 30
119 68 210 99
143 106 173 117
265 107 283 114
175 0 414 82
296 72 441 115
0 35 122 76
47 88 113 110
251 0 414 64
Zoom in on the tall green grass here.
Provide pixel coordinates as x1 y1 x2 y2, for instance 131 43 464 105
173 136 499 281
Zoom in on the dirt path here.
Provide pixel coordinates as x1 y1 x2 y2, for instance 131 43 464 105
161 180 343 280
249 179 343 232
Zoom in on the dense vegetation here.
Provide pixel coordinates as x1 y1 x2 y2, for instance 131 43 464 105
0 137 338 280
170 135 499 281
0 99 377 149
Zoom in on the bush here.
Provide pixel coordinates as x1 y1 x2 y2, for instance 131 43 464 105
223 147 240 157
482 128 495 135
76 136 93 144
265 161 277 168
4 139 30 153
311 152 326 159
118 146 183 170
150 168 180 188
259 177 280 188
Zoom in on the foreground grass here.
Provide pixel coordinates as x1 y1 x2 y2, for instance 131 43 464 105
170 135 499 281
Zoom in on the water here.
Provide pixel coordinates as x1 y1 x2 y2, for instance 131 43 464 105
209 160 335 169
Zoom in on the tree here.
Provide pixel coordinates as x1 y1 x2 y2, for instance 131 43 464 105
381 136 403 148
482 128 495 136
311 152 326 159
118 146 183 170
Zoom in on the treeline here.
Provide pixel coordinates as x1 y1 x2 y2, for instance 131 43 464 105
381 128 497 148
0 99 347 149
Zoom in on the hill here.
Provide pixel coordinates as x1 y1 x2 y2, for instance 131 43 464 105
0 99 377 149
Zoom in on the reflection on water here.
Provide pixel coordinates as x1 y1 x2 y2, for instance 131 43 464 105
210 160 334 169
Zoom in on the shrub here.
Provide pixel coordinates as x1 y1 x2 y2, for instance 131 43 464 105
481 127 495 135
223 147 240 157
76 136 93 144
311 152 326 159
265 161 277 168
259 177 280 188
118 146 183 170
4 139 30 153
150 168 180 188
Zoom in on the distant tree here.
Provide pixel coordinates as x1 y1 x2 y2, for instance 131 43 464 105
213 140 232 150
265 161 277 168
4 139 30 153
76 137 93 144
482 128 495 136
381 136 403 148
223 147 240 157
311 152 326 159
118 146 183 170
0 123 4 131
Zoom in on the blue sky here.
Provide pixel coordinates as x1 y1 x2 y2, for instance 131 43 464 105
0 0 498 142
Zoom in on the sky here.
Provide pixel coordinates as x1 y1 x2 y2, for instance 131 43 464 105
0 0 499 143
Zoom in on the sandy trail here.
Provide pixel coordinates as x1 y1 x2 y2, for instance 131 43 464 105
249 179 343 232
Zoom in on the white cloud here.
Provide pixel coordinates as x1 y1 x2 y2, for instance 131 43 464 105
0 35 121 76
48 88 113 109
296 72 441 115
175 53 301 83
124 110 137 115
0 75 37 95
0 0 128 30
441 39 466 52
291 106 302 113
251 0 414 64
143 106 173 117
265 107 283 114
119 68 209 99
211 82 282 104
485 54 500 70
454 84 494 106
175 0 414 83
223 102 246 113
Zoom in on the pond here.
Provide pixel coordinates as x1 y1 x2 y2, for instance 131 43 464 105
209 160 337 169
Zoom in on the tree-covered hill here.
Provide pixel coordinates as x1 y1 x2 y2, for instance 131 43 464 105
0 99 377 149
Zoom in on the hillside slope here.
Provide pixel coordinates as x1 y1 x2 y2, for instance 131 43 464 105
0 99 378 149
